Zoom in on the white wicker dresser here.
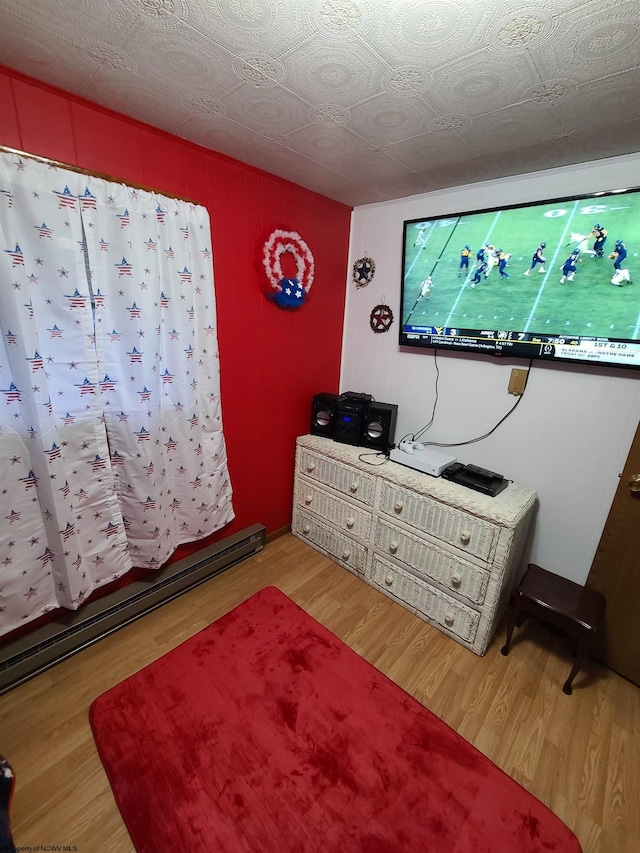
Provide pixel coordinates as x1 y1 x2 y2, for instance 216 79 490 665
292 434 537 655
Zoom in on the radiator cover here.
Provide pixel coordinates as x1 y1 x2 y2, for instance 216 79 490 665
0 523 266 694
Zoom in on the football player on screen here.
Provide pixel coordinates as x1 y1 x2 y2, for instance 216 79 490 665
560 249 580 284
458 245 472 276
568 232 596 256
497 249 511 279
413 225 427 248
523 242 546 275
469 259 488 287
484 245 499 276
418 276 433 299
610 239 631 285
590 223 607 258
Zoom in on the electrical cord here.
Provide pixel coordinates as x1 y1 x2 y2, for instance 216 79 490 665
356 355 532 464
413 349 440 442
398 354 532 450
421 358 533 449
398 350 440 446
357 450 390 466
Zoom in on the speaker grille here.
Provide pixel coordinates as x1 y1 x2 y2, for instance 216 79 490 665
361 402 398 453
311 393 340 437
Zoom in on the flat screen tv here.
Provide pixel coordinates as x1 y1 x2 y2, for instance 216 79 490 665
399 186 640 369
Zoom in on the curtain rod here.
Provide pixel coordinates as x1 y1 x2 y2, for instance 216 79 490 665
0 144 201 205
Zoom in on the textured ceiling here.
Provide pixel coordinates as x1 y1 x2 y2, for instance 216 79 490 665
0 0 639 207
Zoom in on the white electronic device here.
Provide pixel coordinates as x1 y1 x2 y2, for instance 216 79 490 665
389 443 457 477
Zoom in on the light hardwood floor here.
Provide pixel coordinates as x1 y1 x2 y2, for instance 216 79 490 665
1 533 639 852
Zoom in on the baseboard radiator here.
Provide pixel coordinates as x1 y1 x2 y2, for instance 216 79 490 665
0 522 266 695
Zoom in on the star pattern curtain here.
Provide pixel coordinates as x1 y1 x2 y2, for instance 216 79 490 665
0 152 234 637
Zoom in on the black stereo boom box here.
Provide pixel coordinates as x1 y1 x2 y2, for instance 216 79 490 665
311 392 397 454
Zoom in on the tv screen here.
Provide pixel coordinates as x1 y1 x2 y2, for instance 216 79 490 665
399 187 640 369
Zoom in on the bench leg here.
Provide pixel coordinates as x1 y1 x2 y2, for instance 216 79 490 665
501 597 522 656
563 636 589 695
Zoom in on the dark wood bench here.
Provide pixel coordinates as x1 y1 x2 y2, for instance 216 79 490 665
501 563 606 695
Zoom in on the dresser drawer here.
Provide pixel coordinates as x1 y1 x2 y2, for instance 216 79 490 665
293 510 368 574
369 555 480 645
298 448 376 506
295 479 372 541
375 519 490 605
380 481 498 561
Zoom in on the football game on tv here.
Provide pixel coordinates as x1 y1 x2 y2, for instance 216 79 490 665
399 186 640 369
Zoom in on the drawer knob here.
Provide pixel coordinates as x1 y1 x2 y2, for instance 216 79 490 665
444 613 454 627
302 524 310 534
350 480 360 493
460 531 471 545
306 462 316 473
389 540 398 553
451 573 462 587
342 550 351 562
385 574 394 586
346 516 355 528
394 501 404 513
304 494 313 505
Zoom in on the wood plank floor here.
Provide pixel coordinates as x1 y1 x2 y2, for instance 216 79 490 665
1 533 639 852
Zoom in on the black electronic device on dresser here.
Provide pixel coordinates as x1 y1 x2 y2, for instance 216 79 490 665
310 391 398 454
441 461 509 497
335 392 370 445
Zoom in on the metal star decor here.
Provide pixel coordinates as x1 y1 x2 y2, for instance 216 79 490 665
353 256 376 288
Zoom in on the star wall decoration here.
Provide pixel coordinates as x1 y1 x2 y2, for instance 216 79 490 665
370 302 394 333
353 256 376 288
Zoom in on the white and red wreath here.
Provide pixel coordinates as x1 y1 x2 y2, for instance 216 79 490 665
262 229 315 309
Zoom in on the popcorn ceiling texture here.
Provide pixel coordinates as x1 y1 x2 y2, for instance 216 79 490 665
0 0 638 206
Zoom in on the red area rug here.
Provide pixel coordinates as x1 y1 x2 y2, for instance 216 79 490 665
90 587 581 852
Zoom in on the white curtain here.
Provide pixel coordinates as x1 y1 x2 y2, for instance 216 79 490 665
0 152 233 637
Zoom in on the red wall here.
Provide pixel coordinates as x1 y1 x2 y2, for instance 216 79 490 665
0 65 352 545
